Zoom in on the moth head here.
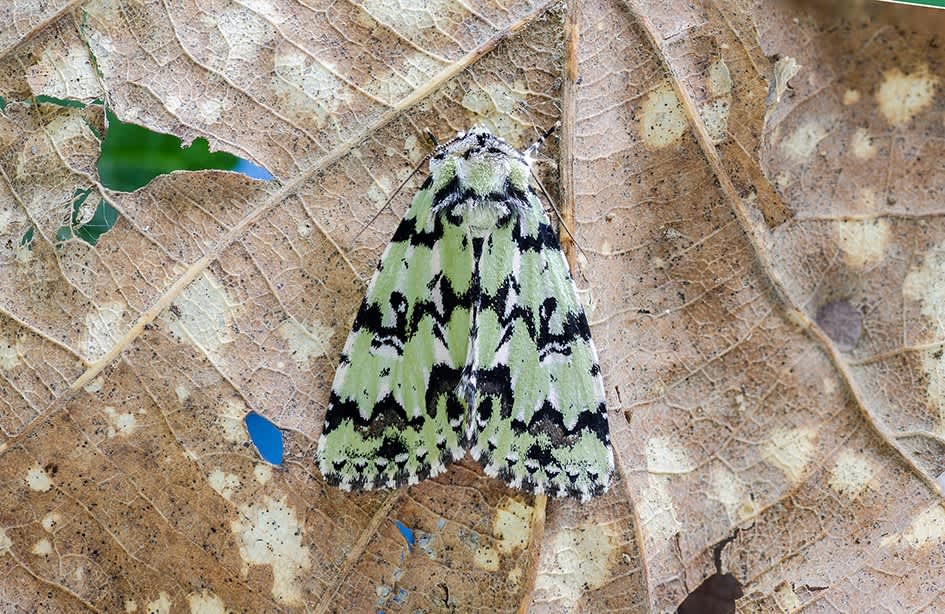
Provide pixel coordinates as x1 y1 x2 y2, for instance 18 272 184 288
428 127 531 196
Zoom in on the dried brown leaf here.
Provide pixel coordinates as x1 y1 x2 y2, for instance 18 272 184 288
1 0 944 612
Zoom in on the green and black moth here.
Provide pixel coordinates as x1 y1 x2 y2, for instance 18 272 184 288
316 127 613 502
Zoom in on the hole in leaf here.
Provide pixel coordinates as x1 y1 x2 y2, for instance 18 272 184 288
394 520 415 552
244 411 283 466
99 109 274 192
55 187 118 247
33 95 87 109
5 97 273 247
677 572 743 614
20 227 34 247
231 157 276 181
676 526 747 614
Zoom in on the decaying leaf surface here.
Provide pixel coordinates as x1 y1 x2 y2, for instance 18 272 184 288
1 0 944 612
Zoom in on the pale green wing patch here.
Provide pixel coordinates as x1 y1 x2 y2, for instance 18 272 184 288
316 184 473 491
470 200 613 501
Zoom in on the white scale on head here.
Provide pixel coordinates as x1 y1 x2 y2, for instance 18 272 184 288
429 128 533 237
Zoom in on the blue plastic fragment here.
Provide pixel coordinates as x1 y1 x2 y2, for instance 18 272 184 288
244 411 283 466
394 520 414 551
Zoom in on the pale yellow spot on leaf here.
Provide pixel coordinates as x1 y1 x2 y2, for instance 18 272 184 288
640 82 687 148
273 47 347 128
877 65 938 125
85 301 126 361
507 566 522 588
828 450 875 498
278 318 334 364
42 512 61 533
146 591 171 614
216 6 274 62
903 242 945 434
26 43 102 101
26 465 52 492
645 436 694 474
850 127 876 159
843 89 861 105
534 525 616 608
901 505 945 549
218 399 249 444
701 99 730 142
208 469 241 501
165 95 182 114
404 134 423 164
230 496 311 605
0 336 20 370
474 545 500 571
104 406 138 438
773 580 802 611
187 589 225 614
254 464 272 484
164 272 239 362
175 385 190 401
32 538 52 556
762 427 816 482
708 464 750 522
493 498 532 553
835 219 889 267
360 0 451 38
638 475 681 547
708 58 733 97
197 97 227 125
83 376 104 393
240 0 287 24
782 118 832 162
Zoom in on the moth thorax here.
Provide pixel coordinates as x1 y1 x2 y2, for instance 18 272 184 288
458 154 512 191
429 130 533 235
453 200 510 237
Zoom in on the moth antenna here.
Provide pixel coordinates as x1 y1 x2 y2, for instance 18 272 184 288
349 164 424 247
349 132 438 247
529 167 589 264
526 120 561 159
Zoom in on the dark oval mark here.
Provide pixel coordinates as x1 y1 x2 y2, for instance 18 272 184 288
815 299 863 352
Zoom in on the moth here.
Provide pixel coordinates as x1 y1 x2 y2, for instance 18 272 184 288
316 127 613 501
